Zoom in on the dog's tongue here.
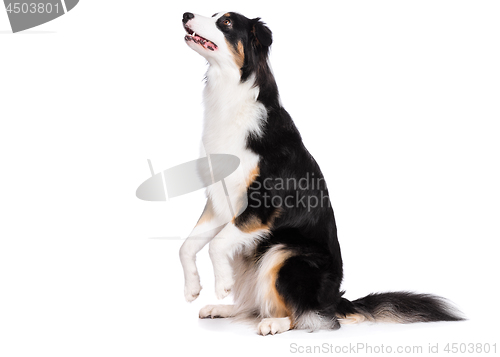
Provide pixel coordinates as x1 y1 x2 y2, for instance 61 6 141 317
192 34 217 51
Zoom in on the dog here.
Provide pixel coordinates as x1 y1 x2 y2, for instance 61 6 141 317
179 11 463 335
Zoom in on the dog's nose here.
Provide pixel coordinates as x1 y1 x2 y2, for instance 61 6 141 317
182 12 194 24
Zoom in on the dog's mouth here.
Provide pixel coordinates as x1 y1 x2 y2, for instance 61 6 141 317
184 26 218 51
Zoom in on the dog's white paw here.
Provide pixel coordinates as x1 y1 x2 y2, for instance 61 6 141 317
214 276 233 300
199 304 235 319
184 280 202 302
215 286 231 300
257 317 292 336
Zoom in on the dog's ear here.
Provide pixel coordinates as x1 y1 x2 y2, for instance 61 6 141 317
251 18 272 48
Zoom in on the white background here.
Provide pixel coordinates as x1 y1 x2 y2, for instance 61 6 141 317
1 1 499 356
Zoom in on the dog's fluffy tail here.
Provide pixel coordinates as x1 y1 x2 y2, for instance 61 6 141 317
337 291 465 325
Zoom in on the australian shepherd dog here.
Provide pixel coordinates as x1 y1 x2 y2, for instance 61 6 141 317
179 11 463 335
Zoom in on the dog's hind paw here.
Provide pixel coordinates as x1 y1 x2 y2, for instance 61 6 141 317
257 317 292 336
199 304 235 318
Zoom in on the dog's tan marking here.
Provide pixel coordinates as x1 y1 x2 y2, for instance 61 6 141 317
267 258 291 318
195 198 215 226
258 246 296 328
235 215 267 234
228 163 259 222
338 310 403 324
338 313 367 325
246 165 260 188
233 208 281 234
226 39 245 69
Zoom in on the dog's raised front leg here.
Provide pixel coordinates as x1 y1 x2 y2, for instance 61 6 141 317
179 198 226 302
209 222 266 299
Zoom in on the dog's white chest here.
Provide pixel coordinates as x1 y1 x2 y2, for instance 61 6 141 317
201 75 266 218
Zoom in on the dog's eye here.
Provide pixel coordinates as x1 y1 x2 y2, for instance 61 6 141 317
223 18 231 26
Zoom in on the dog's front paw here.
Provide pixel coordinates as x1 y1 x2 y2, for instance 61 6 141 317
215 286 231 300
184 280 202 302
214 276 233 300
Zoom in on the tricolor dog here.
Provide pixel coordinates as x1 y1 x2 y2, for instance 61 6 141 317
179 11 463 335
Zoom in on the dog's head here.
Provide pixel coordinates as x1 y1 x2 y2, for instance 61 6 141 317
182 12 272 82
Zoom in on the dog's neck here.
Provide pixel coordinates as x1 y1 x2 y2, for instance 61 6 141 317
201 67 266 154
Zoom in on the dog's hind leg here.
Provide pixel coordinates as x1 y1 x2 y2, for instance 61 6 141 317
251 244 296 335
272 253 343 332
254 246 343 335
